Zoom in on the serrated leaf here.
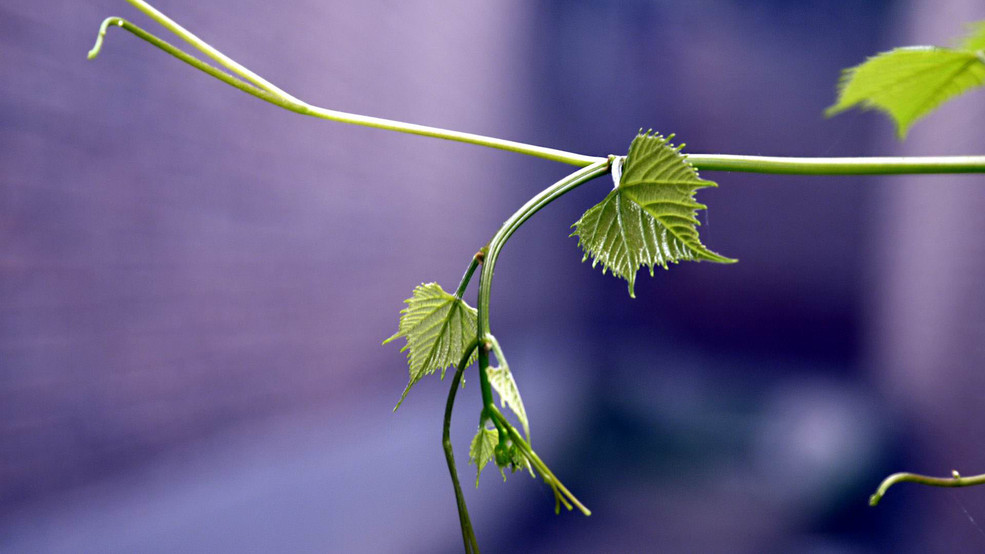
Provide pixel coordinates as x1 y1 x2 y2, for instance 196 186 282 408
469 426 498 487
487 364 529 439
571 132 735 297
826 46 985 138
958 20 985 52
384 282 478 409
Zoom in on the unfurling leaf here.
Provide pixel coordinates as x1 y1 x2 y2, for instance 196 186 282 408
487 364 530 439
384 282 478 409
469 426 498 486
469 426 535 486
571 131 735 297
827 21 985 138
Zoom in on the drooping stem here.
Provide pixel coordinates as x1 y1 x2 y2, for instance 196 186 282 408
443 339 481 554
476 160 612 338
488 407 591 516
870 470 985 506
473 161 610 433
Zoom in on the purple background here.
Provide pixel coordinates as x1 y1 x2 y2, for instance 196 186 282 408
3 0 985 552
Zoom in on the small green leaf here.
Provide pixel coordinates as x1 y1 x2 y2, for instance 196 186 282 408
958 20 985 52
384 282 478 409
469 426 498 486
571 132 735 297
487 364 530 439
505 445 535 480
827 45 985 138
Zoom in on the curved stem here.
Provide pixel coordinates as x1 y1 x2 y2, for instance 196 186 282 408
687 153 985 174
473 160 610 432
443 339 481 554
476 160 612 337
870 470 985 506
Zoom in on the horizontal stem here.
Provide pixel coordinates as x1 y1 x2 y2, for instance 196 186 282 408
89 14 601 167
870 470 985 506
688 154 985 175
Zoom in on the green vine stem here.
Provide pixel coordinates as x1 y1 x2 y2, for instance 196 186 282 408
869 470 985 506
443 339 481 554
454 249 485 299
88 14 601 167
488 407 591 515
475 160 612 338
686 153 985 174
88 11 985 175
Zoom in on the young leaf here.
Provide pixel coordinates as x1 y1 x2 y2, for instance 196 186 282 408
827 40 985 138
486 364 530 439
571 132 735 297
384 282 478 409
469 426 498 486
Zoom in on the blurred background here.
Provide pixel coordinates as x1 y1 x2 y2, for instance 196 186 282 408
2 0 985 552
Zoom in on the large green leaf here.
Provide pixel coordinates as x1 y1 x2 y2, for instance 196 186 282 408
828 21 985 138
384 282 478 409
486 363 529 439
571 132 735 297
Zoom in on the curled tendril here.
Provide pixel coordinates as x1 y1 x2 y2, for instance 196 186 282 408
88 17 127 60
870 470 985 506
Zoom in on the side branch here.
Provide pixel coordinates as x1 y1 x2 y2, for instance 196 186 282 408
870 470 985 506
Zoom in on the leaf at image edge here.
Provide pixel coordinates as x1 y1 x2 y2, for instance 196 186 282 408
826 46 985 138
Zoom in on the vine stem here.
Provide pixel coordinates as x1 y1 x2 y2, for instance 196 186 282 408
473 161 610 458
488 407 591 516
686 153 985 174
475 160 612 337
870 470 985 506
443 339 481 554
88 11 600 167
88 8 985 174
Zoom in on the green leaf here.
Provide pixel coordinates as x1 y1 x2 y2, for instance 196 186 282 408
504 445 535 480
487 363 530 439
958 20 985 52
469 426 498 486
827 46 985 138
571 132 735 297
384 282 478 409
